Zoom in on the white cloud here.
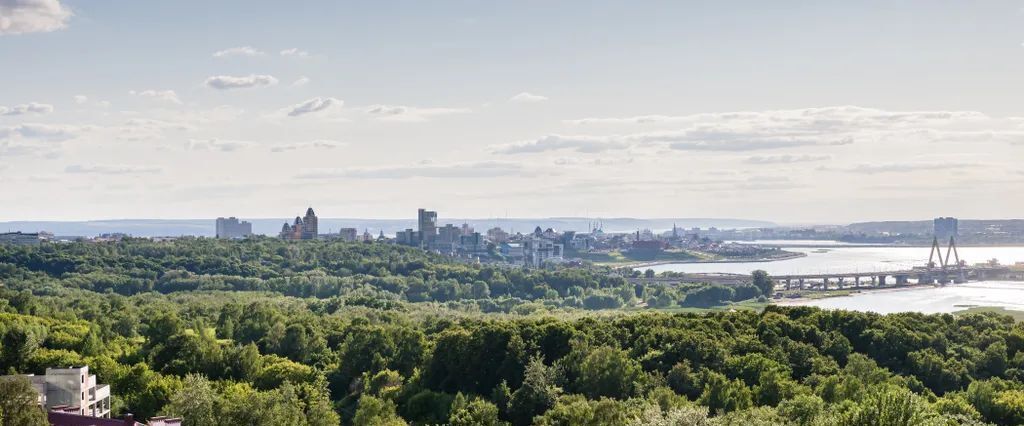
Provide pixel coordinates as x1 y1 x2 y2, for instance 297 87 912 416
270 139 347 152
205 74 278 90
0 0 72 35
65 164 162 175
72 95 87 104
185 138 255 152
0 141 40 156
212 46 265 57
116 118 195 141
509 92 548 103
0 102 54 115
297 161 524 179
564 106 987 127
745 154 832 164
129 89 181 104
364 104 470 122
504 106 1021 155
280 48 310 57
0 123 83 141
291 76 310 87
838 162 982 174
667 137 820 151
494 134 628 154
286 97 343 117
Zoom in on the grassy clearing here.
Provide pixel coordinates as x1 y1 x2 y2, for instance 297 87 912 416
635 299 770 314
572 249 703 266
955 306 1024 321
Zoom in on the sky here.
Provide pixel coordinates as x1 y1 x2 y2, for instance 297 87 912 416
1 0 1023 224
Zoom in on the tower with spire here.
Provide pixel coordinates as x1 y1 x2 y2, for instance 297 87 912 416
279 207 319 240
301 207 318 240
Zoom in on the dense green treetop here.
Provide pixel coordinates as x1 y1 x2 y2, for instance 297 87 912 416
0 238 1022 425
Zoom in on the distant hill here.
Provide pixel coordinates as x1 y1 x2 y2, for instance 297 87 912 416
0 217 775 238
846 219 1024 236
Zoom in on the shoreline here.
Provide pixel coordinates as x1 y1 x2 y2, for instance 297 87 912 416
747 242 1024 249
621 251 807 269
772 284 940 307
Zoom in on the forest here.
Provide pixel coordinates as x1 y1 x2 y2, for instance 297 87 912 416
0 238 1023 425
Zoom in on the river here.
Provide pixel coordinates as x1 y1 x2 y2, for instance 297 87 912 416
643 241 1024 314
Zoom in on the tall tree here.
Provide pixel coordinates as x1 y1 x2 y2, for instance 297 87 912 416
0 376 48 426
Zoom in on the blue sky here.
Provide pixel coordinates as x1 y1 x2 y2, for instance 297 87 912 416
2 1 1024 223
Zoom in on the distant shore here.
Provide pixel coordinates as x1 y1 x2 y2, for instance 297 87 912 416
622 251 807 269
772 283 938 306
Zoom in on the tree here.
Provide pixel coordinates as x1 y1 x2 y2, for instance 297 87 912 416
450 398 505 426
667 361 700 399
979 342 1009 379
353 395 406 426
533 395 632 426
753 370 801 406
509 356 560 426
0 376 47 426
697 370 752 414
840 385 943 426
777 394 825 425
1 326 41 371
907 348 969 394
164 374 217 426
752 270 774 296
627 404 709 426
471 281 491 299
574 346 643 399
681 286 734 307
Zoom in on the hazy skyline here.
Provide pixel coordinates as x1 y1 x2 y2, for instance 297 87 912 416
2 0 1024 223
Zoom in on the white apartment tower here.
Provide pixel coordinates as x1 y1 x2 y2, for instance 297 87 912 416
16 366 111 418
215 217 253 239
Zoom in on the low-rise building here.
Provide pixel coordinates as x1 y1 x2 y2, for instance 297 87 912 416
486 227 510 244
48 410 181 426
5 366 111 418
500 242 524 259
522 236 564 267
0 231 45 246
396 228 422 246
459 232 487 253
339 228 358 242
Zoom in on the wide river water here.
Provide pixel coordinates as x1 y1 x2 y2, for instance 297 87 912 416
643 241 1024 314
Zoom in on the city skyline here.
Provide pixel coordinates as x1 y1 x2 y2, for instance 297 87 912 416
3 1 1024 223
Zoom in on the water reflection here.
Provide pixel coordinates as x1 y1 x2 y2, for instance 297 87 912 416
781 281 1024 314
646 243 1024 276
643 241 1024 314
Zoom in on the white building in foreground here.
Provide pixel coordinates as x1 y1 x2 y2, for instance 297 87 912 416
7 366 111 418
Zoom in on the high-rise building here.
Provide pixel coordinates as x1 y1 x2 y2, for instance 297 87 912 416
417 208 437 245
301 207 318 240
279 207 319 240
934 217 959 240
215 217 252 239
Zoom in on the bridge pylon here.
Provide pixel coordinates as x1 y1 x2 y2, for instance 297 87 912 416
928 236 966 283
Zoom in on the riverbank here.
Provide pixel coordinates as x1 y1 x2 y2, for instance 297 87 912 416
773 283 943 306
954 306 1024 321
621 250 806 269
